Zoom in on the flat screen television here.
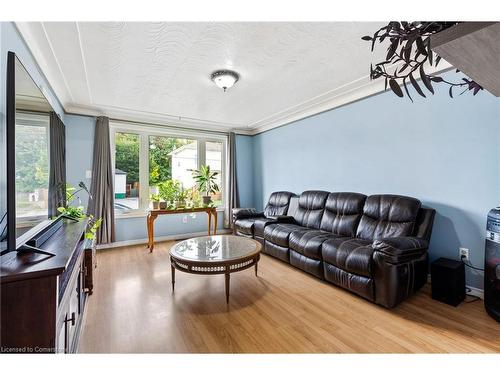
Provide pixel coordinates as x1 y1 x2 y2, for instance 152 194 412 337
0 52 63 256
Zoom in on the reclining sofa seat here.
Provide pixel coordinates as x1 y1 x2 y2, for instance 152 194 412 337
263 190 330 263
282 191 367 278
232 191 296 244
252 191 435 308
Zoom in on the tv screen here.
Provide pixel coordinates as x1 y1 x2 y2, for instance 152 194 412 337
14 55 53 238
1 52 56 253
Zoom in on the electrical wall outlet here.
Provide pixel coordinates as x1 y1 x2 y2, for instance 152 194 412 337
459 247 469 261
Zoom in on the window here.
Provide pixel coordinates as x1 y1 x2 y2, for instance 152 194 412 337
149 136 197 189
206 141 223 206
15 112 50 222
111 122 227 215
114 132 140 213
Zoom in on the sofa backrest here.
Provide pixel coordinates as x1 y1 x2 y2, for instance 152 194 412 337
356 194 421 240
413 207 436 241
320 192 367 236
264 191 297 217
292 190 329 229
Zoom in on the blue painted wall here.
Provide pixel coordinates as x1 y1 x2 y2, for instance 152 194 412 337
251 71 500 289
0 22 66 219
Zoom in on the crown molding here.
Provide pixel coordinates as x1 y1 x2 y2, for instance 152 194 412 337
16 21 453 137
65 103 252 134
247 61 453 135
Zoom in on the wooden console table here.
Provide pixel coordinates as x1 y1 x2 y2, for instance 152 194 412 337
146 207 218 252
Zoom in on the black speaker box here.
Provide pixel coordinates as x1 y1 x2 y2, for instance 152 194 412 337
431 257 465 306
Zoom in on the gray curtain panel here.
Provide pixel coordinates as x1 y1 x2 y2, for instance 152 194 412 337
88 116 115 244
48 112 66 217
224 132 240 228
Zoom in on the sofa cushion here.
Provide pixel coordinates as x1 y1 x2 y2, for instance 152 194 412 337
322 237 373 277
289 229 338 260
292 190 329 229
234 218 256 236
264 191 297 217
356 195 421 241
254 217 280 238
264 223 304 248
290 250 324 278
264 241 290 263
320 192 366 236
324 263 374 301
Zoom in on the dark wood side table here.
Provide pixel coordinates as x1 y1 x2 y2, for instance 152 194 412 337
146 207 218 252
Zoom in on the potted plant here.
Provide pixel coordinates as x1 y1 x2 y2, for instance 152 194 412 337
150 193 161 210
158 179 182 209
174 187 187 209
185 187 202 208
190 165 219 206
57 182 102 240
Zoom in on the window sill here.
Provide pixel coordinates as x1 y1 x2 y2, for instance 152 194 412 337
115 207 226 220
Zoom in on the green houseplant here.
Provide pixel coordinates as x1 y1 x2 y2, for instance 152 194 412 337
150 193 161 210
57 182 102 240
190 165 219 206
158 179 182 209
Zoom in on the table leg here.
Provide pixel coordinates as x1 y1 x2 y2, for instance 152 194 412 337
149 214 157 253
225 273 230 304
213 210 218 235
146 214 151 249
171 264 175 292
207 210 212 235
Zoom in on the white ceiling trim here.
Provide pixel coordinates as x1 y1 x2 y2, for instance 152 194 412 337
15 22 452 136
247 61 452 134
75 22 93 103
65 103 251 134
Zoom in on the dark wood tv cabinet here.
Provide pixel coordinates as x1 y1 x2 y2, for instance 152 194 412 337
1 218 96 353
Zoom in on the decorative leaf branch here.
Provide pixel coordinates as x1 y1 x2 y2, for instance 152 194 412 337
362 22 484 101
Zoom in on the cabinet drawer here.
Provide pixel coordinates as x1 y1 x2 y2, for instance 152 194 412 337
56 251 84 353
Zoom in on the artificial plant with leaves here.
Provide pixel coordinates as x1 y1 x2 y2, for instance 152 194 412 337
362 22 483 101
57 181 102 240
190 165 219 197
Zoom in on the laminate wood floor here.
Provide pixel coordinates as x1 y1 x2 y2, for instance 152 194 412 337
79 239 500 353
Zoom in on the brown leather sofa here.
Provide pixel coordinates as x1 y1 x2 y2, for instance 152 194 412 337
233 190 435 308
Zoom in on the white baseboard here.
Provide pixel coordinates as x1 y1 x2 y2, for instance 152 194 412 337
465 286 484 299
427 274 484 300
97 229 232 250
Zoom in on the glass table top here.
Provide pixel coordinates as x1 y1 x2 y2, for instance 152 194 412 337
169 235 260 262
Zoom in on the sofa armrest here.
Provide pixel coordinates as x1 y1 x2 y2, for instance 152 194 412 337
372 237 429 263
372 236 430 308
266 215 296 223
232 208 264 220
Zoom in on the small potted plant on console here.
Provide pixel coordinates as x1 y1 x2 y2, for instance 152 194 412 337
190 165 219 206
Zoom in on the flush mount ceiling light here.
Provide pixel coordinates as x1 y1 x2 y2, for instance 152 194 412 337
210 69 239 92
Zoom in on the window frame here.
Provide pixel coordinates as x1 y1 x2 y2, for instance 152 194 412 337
15 110 51 226
110 121 228 218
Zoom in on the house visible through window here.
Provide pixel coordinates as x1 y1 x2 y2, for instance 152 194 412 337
111 122 227 215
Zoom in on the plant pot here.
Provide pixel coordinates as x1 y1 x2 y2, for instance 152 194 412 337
202 196 212 205
175 199 186 209
152 201 160 210
159 202 167 210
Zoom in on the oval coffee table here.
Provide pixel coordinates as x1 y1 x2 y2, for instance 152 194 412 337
169 235 261 303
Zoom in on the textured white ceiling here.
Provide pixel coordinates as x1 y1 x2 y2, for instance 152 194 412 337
18 22 397 132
